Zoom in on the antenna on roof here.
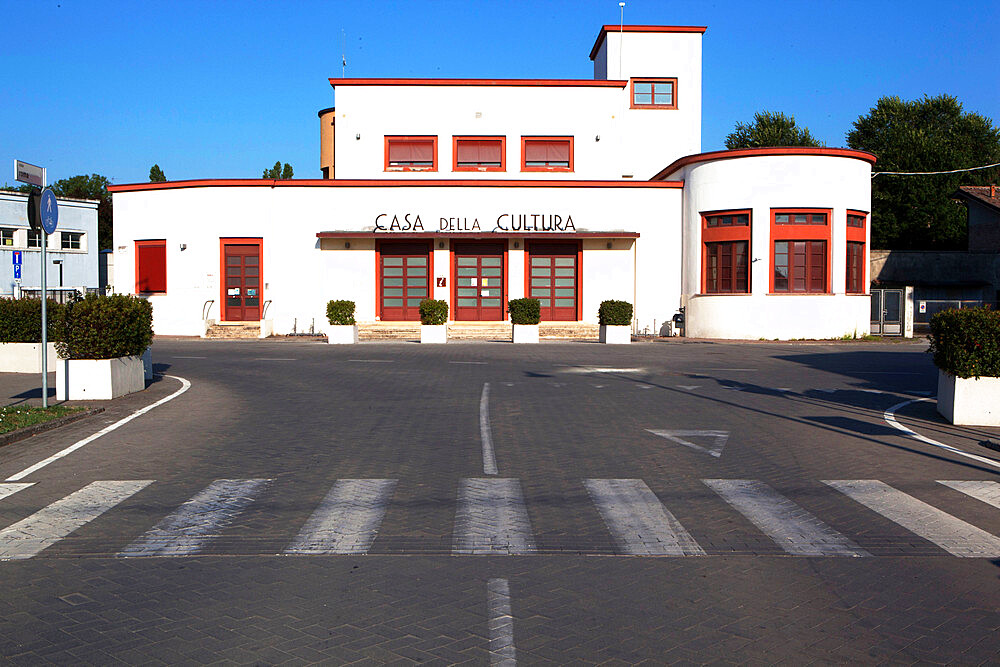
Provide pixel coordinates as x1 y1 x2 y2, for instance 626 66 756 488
618 2 625 79
341 29 347 77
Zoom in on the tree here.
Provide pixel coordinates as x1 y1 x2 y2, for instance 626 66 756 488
724 111 823 150
50 174 113 251
848 95 1000 250
263 162 293 179
149 164 166 182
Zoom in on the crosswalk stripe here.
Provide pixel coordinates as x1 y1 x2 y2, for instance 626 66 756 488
938 480 1000 510
584 479 705 556
824 479 1000 558
285 479 397 555
453 478 535 555
0 481 152 560
704 479 869 557
119 479 271 557
0 483 34 502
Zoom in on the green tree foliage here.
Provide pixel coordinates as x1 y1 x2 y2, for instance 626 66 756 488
49 174 113 251
149 164 167 182
263 161 294 179
724 111 823 150
0 183 32 194
847 95 1000 250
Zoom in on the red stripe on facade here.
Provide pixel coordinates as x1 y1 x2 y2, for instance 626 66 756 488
317 231 640 239
650 147 878 181
109 179 683 193
328 78 627 88
590 25 707 60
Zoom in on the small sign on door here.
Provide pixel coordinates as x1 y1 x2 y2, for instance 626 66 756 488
436 277 446 287
228 287 240 296
919 301 926 314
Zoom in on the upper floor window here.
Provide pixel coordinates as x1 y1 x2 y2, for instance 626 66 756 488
385 136 437 172
0 228 13 247
702 209 751 294
27 230 41 248
631 78 677 109
521 137 573 172
61 232 82 250
847 213 866 228
705 213 749 228
454 136 505 172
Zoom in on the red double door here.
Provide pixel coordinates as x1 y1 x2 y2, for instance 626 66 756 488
527 242 579 321
223 243 262 321
378 242 431 321
453 242 505 321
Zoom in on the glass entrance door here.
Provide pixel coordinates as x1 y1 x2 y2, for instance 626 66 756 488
223 244 261 321
453 242 505 321
528 242 579 321
379 242 430 321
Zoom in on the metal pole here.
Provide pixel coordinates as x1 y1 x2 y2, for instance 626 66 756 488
41 228 48 408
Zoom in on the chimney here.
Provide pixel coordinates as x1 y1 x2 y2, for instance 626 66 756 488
991 183 996 199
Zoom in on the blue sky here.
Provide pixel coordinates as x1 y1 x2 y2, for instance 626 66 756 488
2 0 998 185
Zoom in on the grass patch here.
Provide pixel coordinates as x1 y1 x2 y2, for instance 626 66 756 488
0 405 87 435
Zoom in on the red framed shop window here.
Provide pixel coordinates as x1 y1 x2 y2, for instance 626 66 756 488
453 136 505 172
845 210 868 294
701 210 751 294
385 136 438 171
135 240 166 294
631 78 677 109
770 208 832 293
521 137 573 172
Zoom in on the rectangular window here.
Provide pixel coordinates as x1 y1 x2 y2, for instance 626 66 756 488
705 241 749 293
60 232 82 250
631 78 677 109
384 136 437 171
774 212 827 225
454 136 505 172
774 240 827 293
847 213 865 228
0 228 13 246
27 230 41 248
521 137 573 172
846 241 865 294
705 213 749 228
136 240 167 294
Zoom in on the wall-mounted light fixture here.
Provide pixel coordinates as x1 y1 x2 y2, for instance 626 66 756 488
513 241 520 249
606 241 613 249
344 241 351 249
595 135 600 142
179 243 187 251
355 133 361 140
438 241 445 249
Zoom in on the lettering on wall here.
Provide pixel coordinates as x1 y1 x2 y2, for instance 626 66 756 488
373 213 576 233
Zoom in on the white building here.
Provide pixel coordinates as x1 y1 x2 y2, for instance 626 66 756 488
109 25 875 340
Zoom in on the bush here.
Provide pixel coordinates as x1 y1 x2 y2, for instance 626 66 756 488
55 293 153 360
419 299 448 325
0 298 65 343
508 298 541 325
598 300 633 326
326 300 356 325
928 307 1000 379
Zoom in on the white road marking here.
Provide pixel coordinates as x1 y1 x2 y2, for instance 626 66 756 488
824 479 1000 557
776 388 794 393
0 481 152 560
488 578 517 666
285 479 397 555
453 478 535 555
119 479 271 557
703 479 868 557
647 429 729 458
348 359 394 363
6 375 192 482
938 480 1000 510
480 383 498 475
0 483 34 502
676 385 700 391
816 389 837 394
884 399 1000 472
561 366 646 374
636 384 653 389
450 361 487 365
172 356 207 359
585 479 704 556
502 382 515 387
252 358 297 361
592 384 606 389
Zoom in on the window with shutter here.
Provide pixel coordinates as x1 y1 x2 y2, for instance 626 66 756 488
136 240 167 294
384 136 437 171
521 137 573 172
453 136 505 171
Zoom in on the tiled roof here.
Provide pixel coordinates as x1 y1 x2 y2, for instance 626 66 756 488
955 185 1000 213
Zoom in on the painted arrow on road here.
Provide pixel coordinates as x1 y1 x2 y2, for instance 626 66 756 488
646 429 730 458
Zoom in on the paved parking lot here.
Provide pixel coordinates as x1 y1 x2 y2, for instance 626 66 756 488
0 338 998 663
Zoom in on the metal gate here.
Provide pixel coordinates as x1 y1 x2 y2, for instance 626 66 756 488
871 289 903 335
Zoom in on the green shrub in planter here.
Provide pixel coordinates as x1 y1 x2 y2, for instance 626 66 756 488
419 299 449 325
326 300 356 325
928 307 1000 379
508 298 541 325
598 300 633 326
56 293 153 360
0 298 65 343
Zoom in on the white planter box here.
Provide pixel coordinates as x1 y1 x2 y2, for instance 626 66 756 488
937 369 1000 426
420 324 447 344
0 343 58 373
56 355 146 400
512 324 539 344
328 324 359 344
599 324 632 344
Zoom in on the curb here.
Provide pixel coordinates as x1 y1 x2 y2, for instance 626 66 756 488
0 407 106 448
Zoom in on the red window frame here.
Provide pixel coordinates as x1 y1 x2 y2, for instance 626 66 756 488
384 136 438 172
701 209 751 294
770 208 832 294
135 239 167 294
453 136 505 172
521 136 573 172
630 77 678 110
845 210 867 294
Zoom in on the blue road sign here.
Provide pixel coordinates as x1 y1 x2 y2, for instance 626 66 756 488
12 251 21 265
40 188 58 235
14 264 21 280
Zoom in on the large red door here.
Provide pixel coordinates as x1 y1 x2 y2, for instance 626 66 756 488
527 242 579 321
453 242 505 321
378 241 431 321
223 243 261 321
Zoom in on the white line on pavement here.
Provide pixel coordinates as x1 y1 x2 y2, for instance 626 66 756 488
454 478 535 555
883 399 1000 472
938 480 1000 509
488 578 517 666
0 483 34 502
480 383 498 475
347 359 394 363
6 375 192 482
285 479 397 555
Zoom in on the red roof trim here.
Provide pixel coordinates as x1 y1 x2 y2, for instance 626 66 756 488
108 179 684 193
590 25 707 60
651 147 878 181
318 231 640 239
328 78 627 88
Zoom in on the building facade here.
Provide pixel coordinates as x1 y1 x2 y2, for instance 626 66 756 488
109 25 875 340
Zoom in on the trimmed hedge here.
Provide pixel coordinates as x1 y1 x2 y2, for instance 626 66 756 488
419 299 448 325
598 300 633 326
0 298 65 343
508 298 540 325
928 307 1000 379
55 294 153 360
326 300 356 325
